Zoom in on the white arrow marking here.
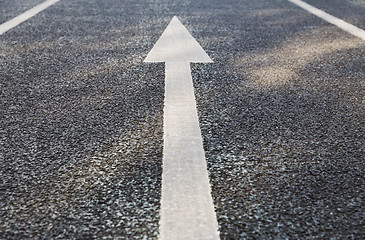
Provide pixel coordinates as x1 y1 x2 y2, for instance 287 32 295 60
0 0 60 35
145 16 219 239
288 0 365 41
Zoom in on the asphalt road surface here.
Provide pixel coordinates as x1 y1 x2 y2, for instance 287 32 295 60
1 0 364 239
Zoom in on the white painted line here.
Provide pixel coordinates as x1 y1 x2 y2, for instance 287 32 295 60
145 16 219 240
288 0 365 41
0 0 61 35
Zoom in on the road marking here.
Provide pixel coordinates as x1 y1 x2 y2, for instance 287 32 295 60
144 16 219 239
288 0 365 41
0 0 60 35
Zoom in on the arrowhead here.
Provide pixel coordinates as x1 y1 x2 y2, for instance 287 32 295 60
144 16 213 63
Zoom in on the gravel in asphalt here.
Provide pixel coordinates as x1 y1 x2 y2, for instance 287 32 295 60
1 0 364 239
0 0 45 24
191 0 365 238
1 0 166 238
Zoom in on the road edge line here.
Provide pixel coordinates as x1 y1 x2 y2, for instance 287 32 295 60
0 0 61 35
288 0 365 41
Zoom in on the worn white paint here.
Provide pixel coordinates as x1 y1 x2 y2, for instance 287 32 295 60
288 0 365 41
144 16 219 240
0 0 60 35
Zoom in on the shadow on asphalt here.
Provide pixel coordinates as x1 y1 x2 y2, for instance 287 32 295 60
192 5 365 238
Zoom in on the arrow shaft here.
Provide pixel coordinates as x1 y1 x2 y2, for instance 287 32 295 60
159 62 219 239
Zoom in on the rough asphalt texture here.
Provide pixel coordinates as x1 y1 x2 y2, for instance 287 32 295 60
0 0 45 24
1 0 364 239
